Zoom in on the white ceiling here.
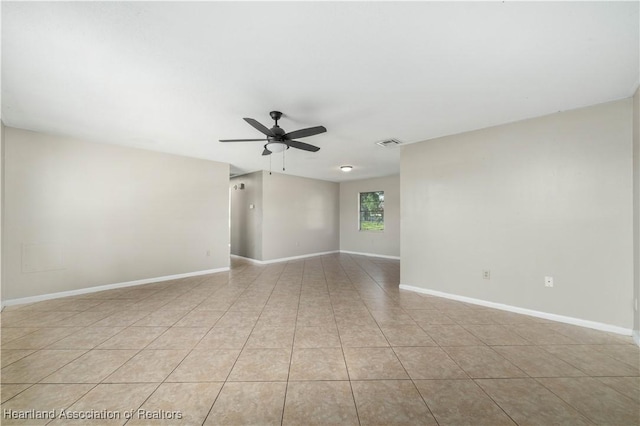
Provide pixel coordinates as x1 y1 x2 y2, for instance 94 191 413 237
2 2 638 182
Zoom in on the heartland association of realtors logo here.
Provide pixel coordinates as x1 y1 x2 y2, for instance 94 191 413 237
3 409 183 421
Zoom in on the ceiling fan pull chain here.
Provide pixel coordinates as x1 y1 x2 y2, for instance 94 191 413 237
269 152 272 175
282 148 285 171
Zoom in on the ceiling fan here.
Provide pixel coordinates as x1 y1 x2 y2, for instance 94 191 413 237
219 111 326 156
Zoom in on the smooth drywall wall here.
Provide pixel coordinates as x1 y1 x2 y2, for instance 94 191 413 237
262 171 339 261
1 122 4 306
230 171 263 260
340 175 400 257
634 87 640 341
401 100 633 329
3 127 230 300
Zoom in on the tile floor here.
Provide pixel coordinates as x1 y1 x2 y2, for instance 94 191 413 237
1 254 638 425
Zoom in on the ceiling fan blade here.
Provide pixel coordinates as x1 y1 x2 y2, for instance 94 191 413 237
219 138 268 142
283 125 326 140
262 146 272 156
244 118 275 137
288 140 320 152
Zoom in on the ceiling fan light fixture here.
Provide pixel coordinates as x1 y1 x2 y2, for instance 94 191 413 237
340 165 353 172
266 142 288 153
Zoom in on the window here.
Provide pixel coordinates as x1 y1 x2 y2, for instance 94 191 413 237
359 191 384 231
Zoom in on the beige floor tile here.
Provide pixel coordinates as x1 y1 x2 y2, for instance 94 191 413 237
228 348 291 381
507 324 579 345
146 327 209 350
446 310 498 325
393 346 467 380
50 310 114 327
255 309 298 328
1 328 40 344
105 350 188 383
167 349 240 382
351 380 437 425
204 381 286 425
442 346 527 379
335 312 379 328
293 326 341 348
476 378 592 425
369 309 416 326
0 384 93 425
380 325 437 346
246 326 295 349
339 326 389 347
47 327 125 350
1 350 86 383
543 345 640 376
129 382 223 425
92 311 153 327
2 327 83 350
597 376 640 401
297 309 336 327
0 384 30 403
590 344 640 368
539 377 639 425
215 311 261 328
132 310 188 327
5 312 77 328
548 323 633 345
462 325 530 346
415 379 515 426
283 381 358 425
493 345 586 377
96 327 167 349
1 350 36 368
343 347 408 380
48 383 158 425
289 348 348 381
42 350 137 383
406 309 456 326
173 310 225 327
420 324 484 346
196 326 252 349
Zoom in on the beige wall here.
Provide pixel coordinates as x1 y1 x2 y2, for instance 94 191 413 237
401 99 634 329
3 127 230 301
230 171 263 260
229 171 339 262
634 87 640 341
339 175 400 257
262 171 339 261
1 122 4 306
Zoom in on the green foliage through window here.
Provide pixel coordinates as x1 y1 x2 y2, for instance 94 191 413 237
359 191 384 231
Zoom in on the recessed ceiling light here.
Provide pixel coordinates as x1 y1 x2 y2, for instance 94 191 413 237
340 165 353 172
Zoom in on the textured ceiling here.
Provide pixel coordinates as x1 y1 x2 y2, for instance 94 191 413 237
2 2 638 182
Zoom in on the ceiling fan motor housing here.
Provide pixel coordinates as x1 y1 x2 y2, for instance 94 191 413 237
269 111 283 121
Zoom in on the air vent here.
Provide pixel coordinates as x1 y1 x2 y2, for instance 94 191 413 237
376 138 403 148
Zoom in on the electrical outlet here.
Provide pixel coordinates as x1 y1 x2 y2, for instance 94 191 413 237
206 250 211 257
545 276 554 287
482 270 491 280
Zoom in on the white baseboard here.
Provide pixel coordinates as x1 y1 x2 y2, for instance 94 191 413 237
633 329 640 347
230 254 264 264
339 250 400 260
1 267 230 308
399 284 632 336
231 250 340 265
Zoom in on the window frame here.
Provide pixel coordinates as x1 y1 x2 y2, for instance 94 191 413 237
358 190 385 232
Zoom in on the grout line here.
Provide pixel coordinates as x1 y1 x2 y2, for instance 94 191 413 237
279 260 304 426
